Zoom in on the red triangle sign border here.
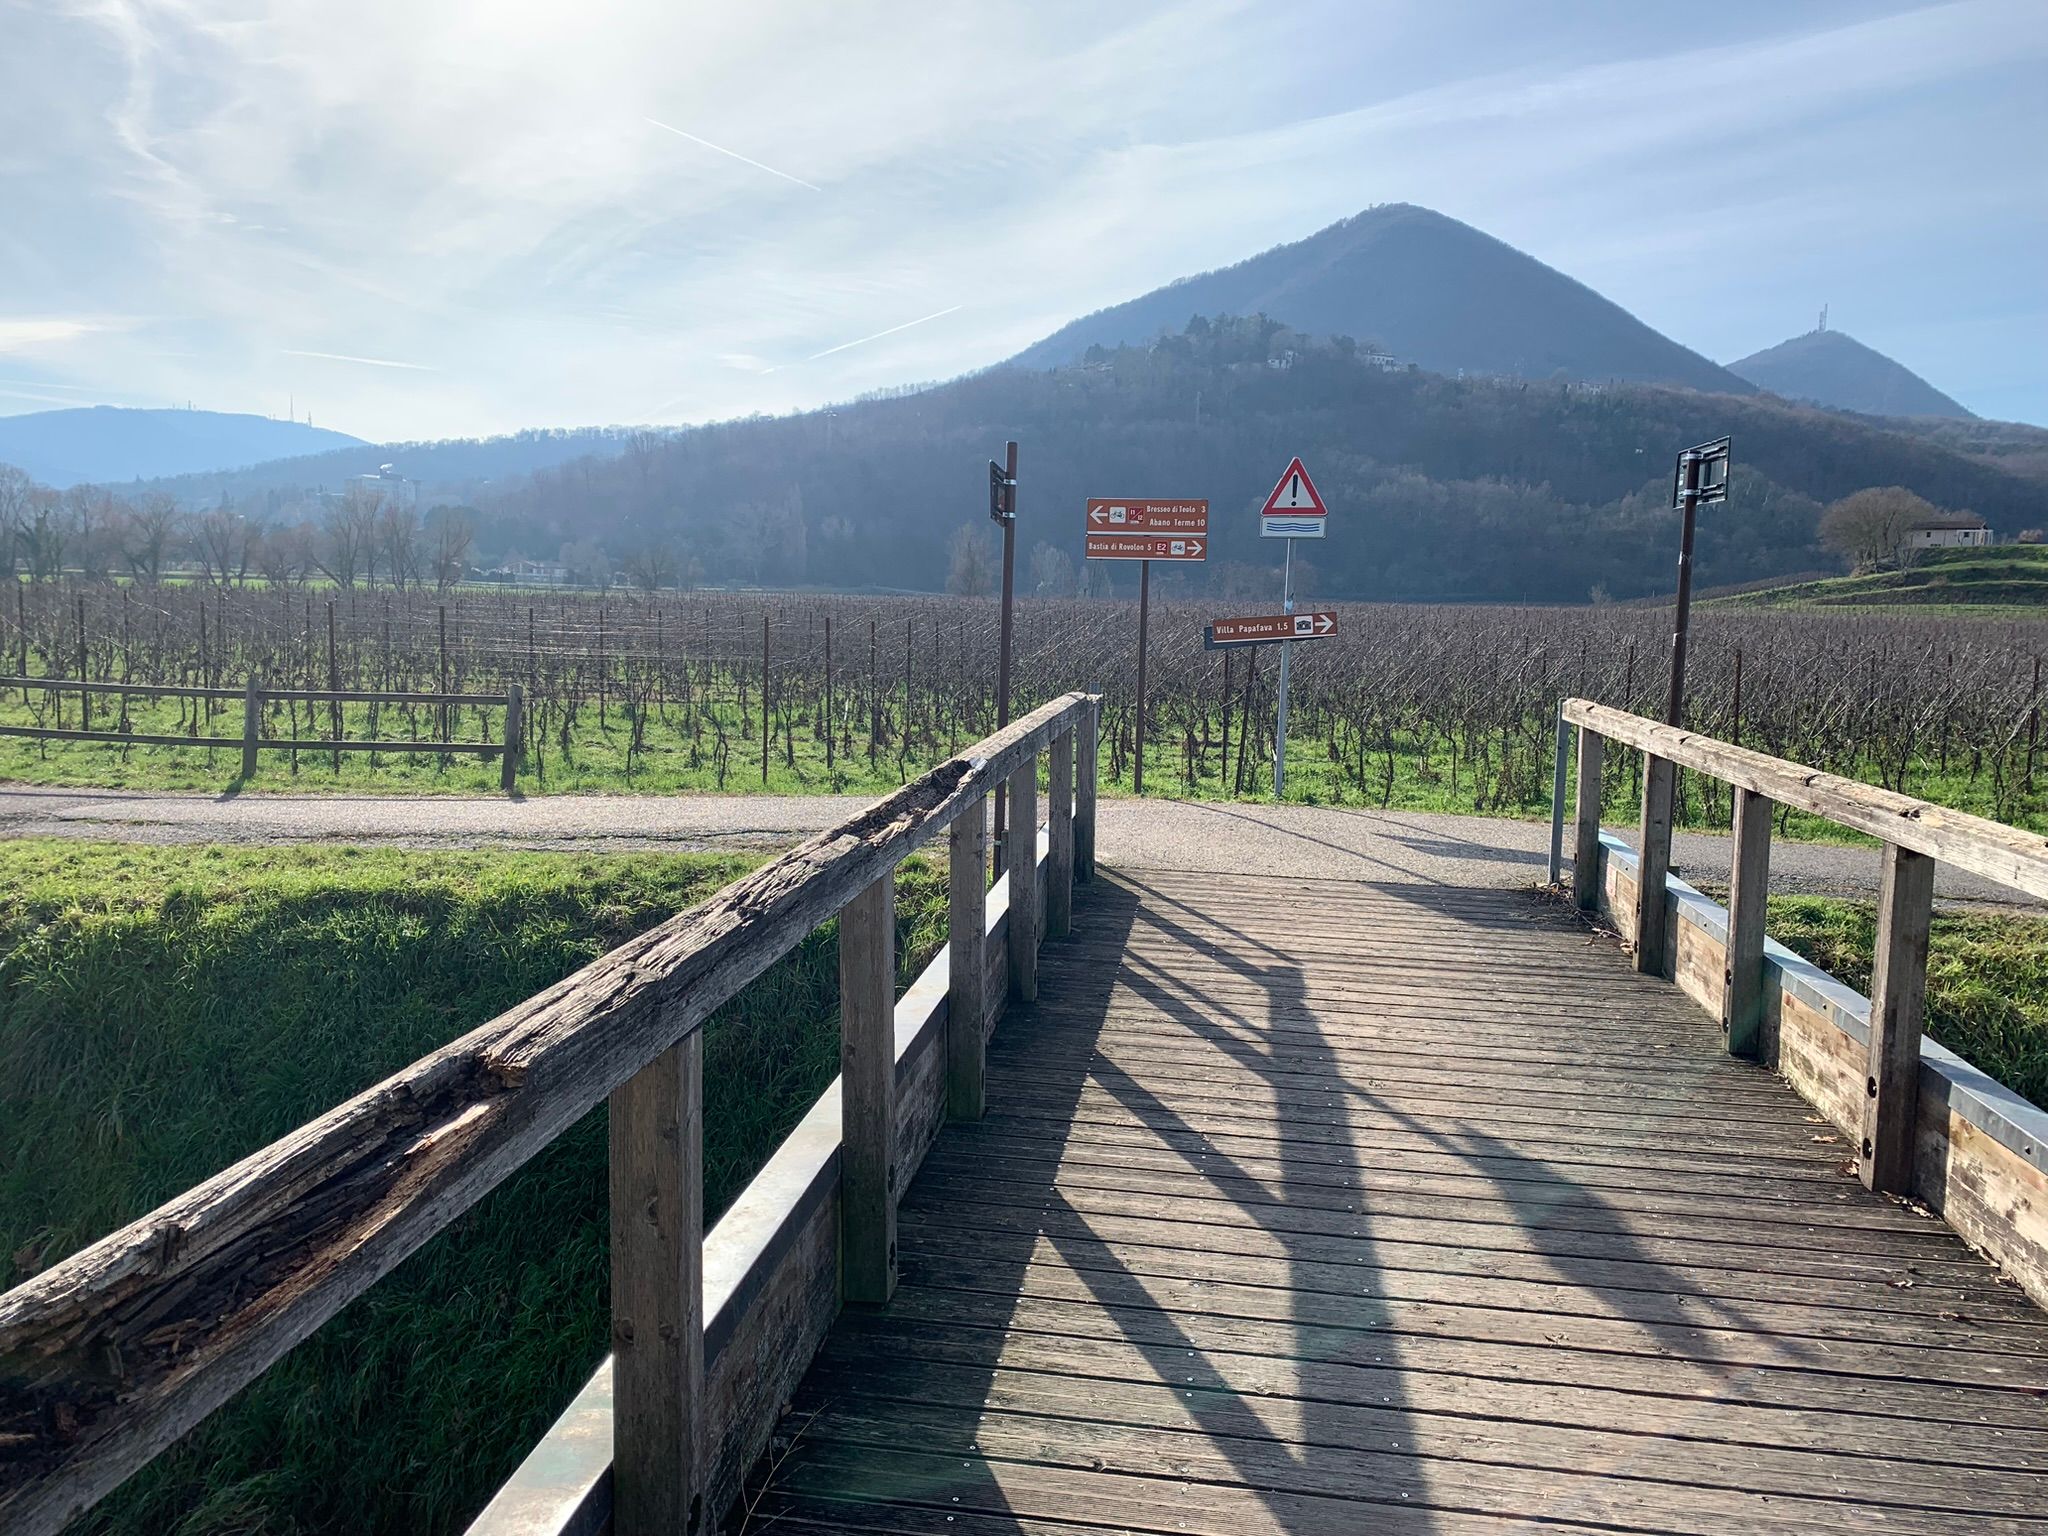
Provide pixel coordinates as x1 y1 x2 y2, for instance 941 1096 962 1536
1259 456 1327 517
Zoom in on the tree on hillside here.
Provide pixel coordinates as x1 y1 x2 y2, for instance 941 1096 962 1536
426 505 475 590
1820 486 1936 572
622 540 678 592
195 503 260 587
0 464 32 579
125 494 185 585
947 525 999 597
1028 541 1076 597
317 489 380 589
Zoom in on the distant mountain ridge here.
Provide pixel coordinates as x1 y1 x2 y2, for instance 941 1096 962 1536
1012 203 1754 395
0 406 364 488
1728 328 1975 420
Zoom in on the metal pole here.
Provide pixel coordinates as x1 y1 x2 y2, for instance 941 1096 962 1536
1666 451 1702 727
992 440 1018 873
1134 558 1151 795
1273 538 1295 797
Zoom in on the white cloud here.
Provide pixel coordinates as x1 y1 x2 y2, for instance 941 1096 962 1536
0 318 120 353
1 0 2041 432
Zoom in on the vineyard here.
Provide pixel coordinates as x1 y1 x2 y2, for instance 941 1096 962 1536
6 580 2048 835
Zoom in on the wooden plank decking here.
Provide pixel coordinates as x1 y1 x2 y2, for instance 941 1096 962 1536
749 867 2048 1534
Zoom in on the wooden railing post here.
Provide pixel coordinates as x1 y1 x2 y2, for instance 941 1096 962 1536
1634 754 1676 974
501 683 523 794
1862 844 1935 1194
1008 753 1039 1002
1723 788 1774 1058
947 800 988 1121
1075 698 1098 883
1047 727 1074 939
609 1034 705 1536
1547 702 1570 886
841 870 897 1303
1571 725 1604 912
241 672 262 780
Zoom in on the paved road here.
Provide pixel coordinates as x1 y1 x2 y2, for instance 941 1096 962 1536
0 785 2029 906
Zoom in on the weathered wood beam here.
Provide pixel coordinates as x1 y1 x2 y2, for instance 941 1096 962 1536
1634 755 1676 976
1722 788 1774 1059
1571 726 1605 913
1075 699 1098 883
0 692 1093 1536
1047 728 1074 940
839 871 897 1305
1008 755 1039 1003
609 1036 704 1536
946 798 988 1121
1565 698 2048 900
1863 844 1935 1195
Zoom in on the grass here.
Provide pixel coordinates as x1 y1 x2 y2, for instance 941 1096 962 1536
1766 894 2048 1107
1715 544 2048 611
0 840 949 1536
10 677 2048 845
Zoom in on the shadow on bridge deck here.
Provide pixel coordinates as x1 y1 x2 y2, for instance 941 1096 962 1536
745 868 2048 1534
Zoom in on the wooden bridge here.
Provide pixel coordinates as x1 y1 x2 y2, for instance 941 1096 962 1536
5 692 2048 1534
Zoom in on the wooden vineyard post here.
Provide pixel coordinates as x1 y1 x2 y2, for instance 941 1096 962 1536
1008 752 1039 1002
1861 844 1935 1194
608 1033 706 1536
241 673 262 780
1722 788 1774 1058
1571 725 1605 912
840 869 897 1304
1047 727 1074 939
947 799 988 1121
1075 697 1098 883
1634 754 1676 975
501 684 523 794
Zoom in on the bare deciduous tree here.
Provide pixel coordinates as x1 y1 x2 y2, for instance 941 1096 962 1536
946 524 999 597
1820 486 1936 572
124 494 185 585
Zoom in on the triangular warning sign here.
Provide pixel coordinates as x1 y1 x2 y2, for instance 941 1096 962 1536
1259 456 1326 517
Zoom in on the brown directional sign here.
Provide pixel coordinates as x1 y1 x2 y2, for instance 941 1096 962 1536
1204 610 1338 648
1084 532 1207 562
1085 498 1209 535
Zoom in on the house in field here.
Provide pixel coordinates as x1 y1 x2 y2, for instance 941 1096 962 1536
1905 513 1992 551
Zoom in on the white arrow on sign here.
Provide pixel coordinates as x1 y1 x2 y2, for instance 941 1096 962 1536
1089 504 1112 525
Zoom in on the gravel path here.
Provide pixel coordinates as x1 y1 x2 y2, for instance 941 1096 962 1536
0 785 2031 906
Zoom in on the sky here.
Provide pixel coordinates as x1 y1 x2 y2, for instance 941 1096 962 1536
1 0 2044 441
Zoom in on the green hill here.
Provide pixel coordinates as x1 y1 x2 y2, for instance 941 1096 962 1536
1716 545 2048 611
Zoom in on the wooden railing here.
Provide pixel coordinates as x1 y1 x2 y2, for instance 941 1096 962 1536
1558 698 2048 1196
0 690 1099 1536
0 673 525 791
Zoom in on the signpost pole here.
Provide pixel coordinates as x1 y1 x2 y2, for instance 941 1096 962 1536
1666 450 1702 728
1134 557 1151 795
1273 539 1294 797
992 440 1018 874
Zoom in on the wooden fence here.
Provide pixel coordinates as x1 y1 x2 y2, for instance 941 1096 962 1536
0 674 525 792
1555 697 2048 1305
0 689 1098 1536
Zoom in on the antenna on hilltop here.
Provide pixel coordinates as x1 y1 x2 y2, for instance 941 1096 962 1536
1818 304 1828 333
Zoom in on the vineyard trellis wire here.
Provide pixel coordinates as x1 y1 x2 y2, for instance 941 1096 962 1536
5 579 2048 831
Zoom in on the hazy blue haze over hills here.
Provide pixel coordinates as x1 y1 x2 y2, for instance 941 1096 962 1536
0 407 364 488
1011 204 1755 396
1729 329 1977 421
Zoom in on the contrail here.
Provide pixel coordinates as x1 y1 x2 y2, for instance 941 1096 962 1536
644 117 820 192
808 305 963 361
282 349 436 371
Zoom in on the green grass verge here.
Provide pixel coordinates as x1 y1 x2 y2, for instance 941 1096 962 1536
1714 544 2048 611
1 840 948 1536
1766 895 2048 1107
